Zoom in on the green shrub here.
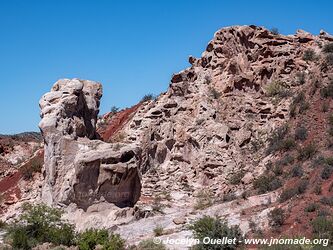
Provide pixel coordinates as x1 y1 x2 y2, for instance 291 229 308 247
229 171 245 185
253 175 282 194
295 126 307 141
194 190 213 210
266 124 291 154
7 203 75 249
0 219 6 229
317 209 330 217
265 81 289 98
323 43 333 53
302 49 317 61
311 216 333 242
320 82 333 98
321 165 333 180
209 87 221 99
276 154 294 166
291 165 303 177
297 143 317 161
314 184 322 195
189 216 243 249
76 228 125 250
137 239 167 250
304 203 319 212
222 193 237 202
298 101 310 114
273 165 283 176
153 226 164 237
320 196 333 206
293 92 305 104
289 103 297 117
141 94 154 102
296 71 306 85
297 180 309 194
110 106 119 113
312 155 326 168
322 102 329 112
326 53 333 66
279 188 298 203
279 180 308 202
325 157 333 166
270 28 279 35
280 138 296 151
268 208 285 228
21 159 42 180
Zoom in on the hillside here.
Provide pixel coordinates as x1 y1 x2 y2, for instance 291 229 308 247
1 25 333 249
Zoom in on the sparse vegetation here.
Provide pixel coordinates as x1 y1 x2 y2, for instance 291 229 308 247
328 113 333 136
276 154 294 166
209 87 221 99
229 171 245 185
141 94 155 102
320 81 333 98
304 203 319 212
298 101 310 114
291 165 303 177
268 208 285 228
322 102 329 112
21 158 43 180
297 143 317 161
76 228 125 250
0 219 6 229
314 184 322 195
153 225 164 237
137 239 167 250
194 190 213 210
311 216 333 243
296 71 306 85
290 91 310 117
265 81 290 98
110 106 119 113
266 124 295 154
279 180 308 203
7 203 75 249
321 165 333 180
189 216 243 249
270 28 279 35
152 195 165 214
302 49 317 61
295 126 307 141
222 192 237 202
320 196 333 206
253 174 282 194
326 53 333 66
323 43 333 54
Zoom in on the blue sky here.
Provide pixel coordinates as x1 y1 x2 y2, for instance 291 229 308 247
0 0 332 134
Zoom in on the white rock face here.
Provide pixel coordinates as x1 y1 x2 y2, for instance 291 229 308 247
39 79 142 209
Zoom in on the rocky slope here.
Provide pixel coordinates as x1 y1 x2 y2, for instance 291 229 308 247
2 25 333 249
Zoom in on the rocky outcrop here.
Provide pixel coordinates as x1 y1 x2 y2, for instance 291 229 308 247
33 26 333 243
39 79 142 209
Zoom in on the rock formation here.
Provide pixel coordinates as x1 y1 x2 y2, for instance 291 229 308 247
39 79 141 209
27 25 333 246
